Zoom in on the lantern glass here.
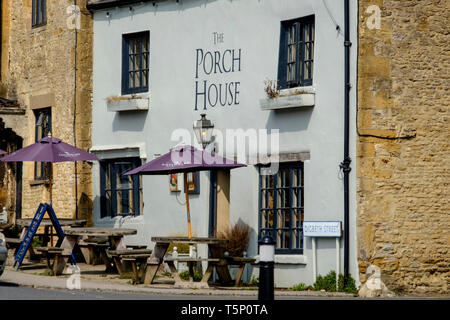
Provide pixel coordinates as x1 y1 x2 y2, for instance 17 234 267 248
193 114 214 149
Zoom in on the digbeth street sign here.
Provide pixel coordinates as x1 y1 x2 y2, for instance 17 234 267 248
303 221 342 238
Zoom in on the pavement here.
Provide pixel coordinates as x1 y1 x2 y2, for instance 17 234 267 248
2 258 448 300
0 259 356 298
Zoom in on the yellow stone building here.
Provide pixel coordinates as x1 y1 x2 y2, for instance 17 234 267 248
0 0 447 296
357 0 449 294
0 0 94 224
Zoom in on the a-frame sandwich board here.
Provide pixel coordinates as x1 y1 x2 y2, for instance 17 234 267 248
14 203 77 269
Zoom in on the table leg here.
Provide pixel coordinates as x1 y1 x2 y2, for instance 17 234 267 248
78 236 92 264
138 259 148 284
166 260 183 285
209 244 232 284
53 254 66 276
101 250 116 273
54 235 79 275
143 242 169 285
234 264 246 287
201 264 215 284
188 262 195 282
110 236 127 250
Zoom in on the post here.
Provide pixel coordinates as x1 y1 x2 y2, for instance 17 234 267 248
183 172 192 239
312 237 317 281
336 237 340 291
258 235 275 301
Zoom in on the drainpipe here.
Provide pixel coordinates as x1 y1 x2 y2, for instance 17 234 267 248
73 0 79 219
339 0 352 286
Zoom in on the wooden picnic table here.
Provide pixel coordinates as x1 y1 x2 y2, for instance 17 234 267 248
50 227 137 275
16 219 87 228
144 236 232 288
6 219 87 256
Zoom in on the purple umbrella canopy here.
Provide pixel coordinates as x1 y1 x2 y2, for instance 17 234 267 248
124 144 246 239
124 145 246 176
0 149 6 155
0 136 100 163
0 136 100 206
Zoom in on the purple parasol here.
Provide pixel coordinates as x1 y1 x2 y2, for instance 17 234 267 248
124 145 246 238
0 136 99 163
125 145 245 176
0 149 6 155
1 135 100 204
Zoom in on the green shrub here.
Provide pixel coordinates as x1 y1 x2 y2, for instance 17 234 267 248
291 282 311 291
32 237 43 248
179 270 203 282
313 271 358 294
242 276 259 287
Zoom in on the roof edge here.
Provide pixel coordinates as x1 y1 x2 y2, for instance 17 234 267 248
86 0 168 10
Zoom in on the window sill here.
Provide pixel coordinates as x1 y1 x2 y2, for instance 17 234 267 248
106 94 149 112
253 254 308 265
260 86 315 110
29 179 50 186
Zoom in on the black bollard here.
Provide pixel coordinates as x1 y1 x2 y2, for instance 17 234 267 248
258 235 275 301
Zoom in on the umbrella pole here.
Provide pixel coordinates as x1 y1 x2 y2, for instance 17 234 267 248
184 172 192 239
49 163 53 206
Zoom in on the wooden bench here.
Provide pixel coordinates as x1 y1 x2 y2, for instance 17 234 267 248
107 249 153 279
163 257 221 287
78 236 110 265
36 246 71 275
225 257 257 286
5 237 22 255
121 254 152 284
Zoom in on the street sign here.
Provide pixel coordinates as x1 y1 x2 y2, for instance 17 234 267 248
303 221 342 238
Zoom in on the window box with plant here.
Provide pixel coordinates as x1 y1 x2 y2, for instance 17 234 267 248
107 30 151 112
106 94 150 112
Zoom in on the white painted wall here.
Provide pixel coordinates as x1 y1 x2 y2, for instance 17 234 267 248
91 0 358 287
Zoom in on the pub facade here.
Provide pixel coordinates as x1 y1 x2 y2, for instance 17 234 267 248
87 0 358 287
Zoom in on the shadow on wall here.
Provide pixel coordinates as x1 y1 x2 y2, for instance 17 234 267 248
265 107 313 133
112 111 147 133
78 192 93 226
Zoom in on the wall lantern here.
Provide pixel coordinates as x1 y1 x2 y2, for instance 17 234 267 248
193 114 214 150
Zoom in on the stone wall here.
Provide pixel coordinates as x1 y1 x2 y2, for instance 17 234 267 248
357 0 449 294
0 0 93 223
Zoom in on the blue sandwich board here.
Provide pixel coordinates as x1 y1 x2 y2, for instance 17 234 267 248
14 203 76 269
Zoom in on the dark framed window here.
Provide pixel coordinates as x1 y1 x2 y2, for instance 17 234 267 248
100 158 143 218
122 31 150 95
259 162 304 254
277 16 315 89
34 108 51 180
32 0 47 28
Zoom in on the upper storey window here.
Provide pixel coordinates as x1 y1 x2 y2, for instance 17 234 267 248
122 31 150 95
32 0 47 28
278 16 315 89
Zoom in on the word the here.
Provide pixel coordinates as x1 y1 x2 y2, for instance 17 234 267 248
213 32 224 44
